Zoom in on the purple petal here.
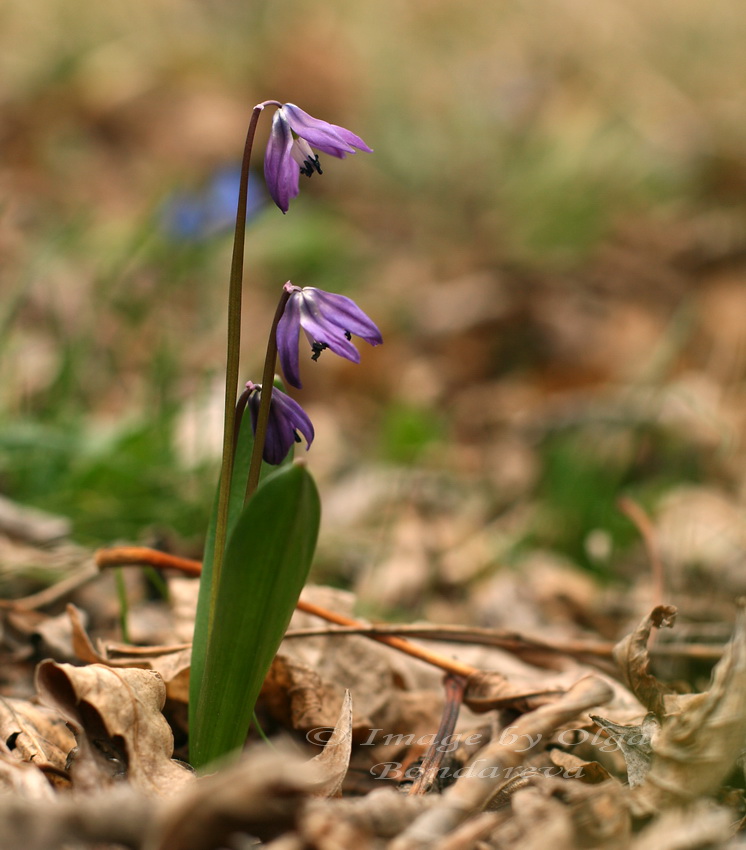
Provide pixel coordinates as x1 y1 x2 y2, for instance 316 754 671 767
328 122 373 154
264 111 301 213
266 403 296 464
248 385 314 465
276 295 304 389
282 103 362 159
298 309 362 363
273 389 315 449
304 288 383 345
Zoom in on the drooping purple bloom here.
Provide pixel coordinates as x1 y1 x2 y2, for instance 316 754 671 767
276 282 383 389
245 381 314 465
264 104 372 213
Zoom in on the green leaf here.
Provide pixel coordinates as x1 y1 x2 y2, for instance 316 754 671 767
189 412 255 719
189 462 320 769
189 385 295 720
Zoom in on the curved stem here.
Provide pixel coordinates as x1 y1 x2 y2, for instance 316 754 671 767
210 100 281 614
245 288 291 499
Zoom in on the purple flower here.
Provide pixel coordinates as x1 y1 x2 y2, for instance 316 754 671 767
264 103 372 213
276 282 383 389
245 381 314 465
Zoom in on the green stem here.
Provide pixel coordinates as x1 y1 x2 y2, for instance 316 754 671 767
114 567 130 643
246 288 291 499
210 101 279 622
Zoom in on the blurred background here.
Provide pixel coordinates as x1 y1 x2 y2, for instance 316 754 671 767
2 0 746 628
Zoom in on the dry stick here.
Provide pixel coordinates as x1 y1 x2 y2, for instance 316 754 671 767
408 674 467 796
294 597 478 679
0 561 99 610
284 626 724 662
94 547 479 680
92 547 725 664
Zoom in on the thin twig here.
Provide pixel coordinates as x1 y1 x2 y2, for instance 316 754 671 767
0 561 99 610
95 546 479 679
92 547 726 665
284 626 724 661
408 675 467 796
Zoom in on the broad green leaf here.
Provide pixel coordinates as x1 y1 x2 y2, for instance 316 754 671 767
189 382 295 719
189 462 320 769
189 412 255 718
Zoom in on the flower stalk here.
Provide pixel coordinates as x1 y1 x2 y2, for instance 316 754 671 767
211 100 280 621
245 288 292 499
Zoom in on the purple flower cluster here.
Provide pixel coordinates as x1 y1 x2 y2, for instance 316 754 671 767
248 104 380 465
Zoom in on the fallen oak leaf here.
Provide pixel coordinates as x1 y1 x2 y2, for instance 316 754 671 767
632 603 746 811
36 660 192 796
0 785 153 850
548 749 614 785
67 604 191 703
309 689 353 797
0 697 75 781
464 670 566 713
588 713 661 787
613 605 677 715
0 750 58 801
148 744 326 850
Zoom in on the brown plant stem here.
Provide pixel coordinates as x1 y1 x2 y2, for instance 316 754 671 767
408 674 467 796
94 546 478 679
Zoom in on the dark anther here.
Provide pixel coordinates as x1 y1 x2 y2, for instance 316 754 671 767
300 156 322 178
311 341 328 362
294 431 302 444
344 330 352 340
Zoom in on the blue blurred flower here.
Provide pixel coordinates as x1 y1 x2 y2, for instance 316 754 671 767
264 104 372 213
276 282 382 388
161 166 265 241
245 380 314 465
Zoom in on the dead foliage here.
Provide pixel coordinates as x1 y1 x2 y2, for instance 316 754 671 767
0 527 745 850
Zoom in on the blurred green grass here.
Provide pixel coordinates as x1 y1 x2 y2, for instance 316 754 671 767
1 0 744 553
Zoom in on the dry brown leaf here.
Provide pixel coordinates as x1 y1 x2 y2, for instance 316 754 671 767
613 605 677 715
35 660 192 796
589 712 660 788
282 588 403 733
309 689 353 797
390 676 614 849
501 785 575 850
548 749 614 784
0 752 56 800
300 787 431 845
0 785 153 850
149 745 323 850
633 604 746 811
464 669 565 713
0 697 74 776
629 800 733 850
263 653 334 730
67 603 191 702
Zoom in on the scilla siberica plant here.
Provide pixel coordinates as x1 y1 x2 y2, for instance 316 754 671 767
189 101 379 769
